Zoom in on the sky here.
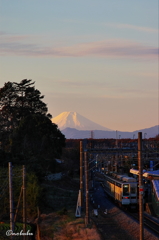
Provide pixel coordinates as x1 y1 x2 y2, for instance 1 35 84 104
0 0 158 132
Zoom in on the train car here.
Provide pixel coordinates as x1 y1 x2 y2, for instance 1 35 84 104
151 180 159 216
104 173 138 209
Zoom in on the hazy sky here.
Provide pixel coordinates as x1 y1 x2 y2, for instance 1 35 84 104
0 0 158 132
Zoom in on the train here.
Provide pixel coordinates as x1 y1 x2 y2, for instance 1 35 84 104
103 173 140 209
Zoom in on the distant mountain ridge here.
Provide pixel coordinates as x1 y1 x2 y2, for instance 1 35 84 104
52 111 112 131
52 111 158 139
61 126 159 139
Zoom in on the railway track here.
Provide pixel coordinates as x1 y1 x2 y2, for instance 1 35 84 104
95 171 159 238
144 214 159 236
91 179 159 239
128 211 159 237
91 213 135 240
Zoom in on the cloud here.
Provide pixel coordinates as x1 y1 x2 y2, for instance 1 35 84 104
104 23 158 33
55 40 158 60
54 79 109 87
0 33 158 60
100 95 125 99
100 87 157 100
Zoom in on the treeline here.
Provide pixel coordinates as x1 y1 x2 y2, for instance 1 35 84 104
0 79 65 176
0 79 65 220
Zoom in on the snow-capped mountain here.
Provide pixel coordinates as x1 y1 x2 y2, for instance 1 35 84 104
52 111 112 131
52 111 159 139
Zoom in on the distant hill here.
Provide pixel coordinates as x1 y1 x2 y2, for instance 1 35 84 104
52 111 112 131
61 126 159 139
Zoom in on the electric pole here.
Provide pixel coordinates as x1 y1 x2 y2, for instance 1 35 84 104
80 141 83 205
138 132 144 240
84 151 89 226
23 165 26 239
9 162 14 233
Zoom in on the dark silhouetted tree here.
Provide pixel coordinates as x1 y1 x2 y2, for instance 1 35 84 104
0 79 65 175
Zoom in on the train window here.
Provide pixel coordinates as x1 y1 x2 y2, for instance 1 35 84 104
123 184 129 196
131 187 136 194
116 183 121 188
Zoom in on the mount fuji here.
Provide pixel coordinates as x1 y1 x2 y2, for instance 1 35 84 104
52 111 112 131
52 111 158 139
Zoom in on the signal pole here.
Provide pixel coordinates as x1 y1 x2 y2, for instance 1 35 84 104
138 132 144 240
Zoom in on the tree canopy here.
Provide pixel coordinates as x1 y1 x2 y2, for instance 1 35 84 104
0 79 48 134
0 79 65 175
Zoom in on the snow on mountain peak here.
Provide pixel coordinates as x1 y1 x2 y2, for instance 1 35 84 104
52 111 112 131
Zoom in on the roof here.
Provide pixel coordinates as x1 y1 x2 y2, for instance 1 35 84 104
130 169 159 178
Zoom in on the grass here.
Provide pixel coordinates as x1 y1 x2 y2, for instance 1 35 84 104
0 222 32 240
39 210 101 240
0 222 32 230
41 176 79 214
37 176 101 239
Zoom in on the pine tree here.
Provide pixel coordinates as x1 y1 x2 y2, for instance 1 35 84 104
0 79 65 174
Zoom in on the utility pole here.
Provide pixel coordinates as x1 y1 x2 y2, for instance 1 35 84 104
23 165 26 239
9 162 14 233
138 132 144 240
14 186 23 223
116 130 118 147
80 141 83 206
115 130 118 172
75 141 83 217
84 151 89 226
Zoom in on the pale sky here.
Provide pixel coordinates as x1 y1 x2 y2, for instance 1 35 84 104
0 0 158 131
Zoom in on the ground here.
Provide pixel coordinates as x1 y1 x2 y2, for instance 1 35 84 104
36 212 101 240
35 175 102 240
